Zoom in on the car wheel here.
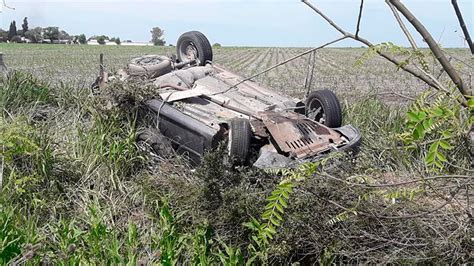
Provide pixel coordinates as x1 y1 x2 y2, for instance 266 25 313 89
228 118 251 164
305 89 342 128
137 128 173 156
177 31 213 66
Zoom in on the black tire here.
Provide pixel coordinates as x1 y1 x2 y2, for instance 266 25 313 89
177 31 213 66
305 89 342 128
128 55 172 78
228 118 252 164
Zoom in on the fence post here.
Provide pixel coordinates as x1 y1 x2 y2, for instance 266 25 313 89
0 53 7 73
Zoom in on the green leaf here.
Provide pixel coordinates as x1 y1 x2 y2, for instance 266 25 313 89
407 111 420 122
414 124 425 140
441 130 452 138
267 195 279 201
262 210 273 219
265 225 276 235
432 107 444 116
428 142 439 153
439 140 452 150
269 217 280 227
426 152 436 164
278 197 288 208
422 118 433 130
273 211 283 221
263 230 273 240
275 203 284 213
418 111 427 120
265 202 275 210
467 98 474 108
436 152 447 162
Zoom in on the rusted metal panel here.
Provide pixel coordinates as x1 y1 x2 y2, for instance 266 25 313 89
250 119 269 138
260 111 344 158
213 64 299 105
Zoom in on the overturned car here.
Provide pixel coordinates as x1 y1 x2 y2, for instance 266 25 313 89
95 31 361 169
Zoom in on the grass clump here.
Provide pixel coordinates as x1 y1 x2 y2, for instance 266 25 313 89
0 71 55 111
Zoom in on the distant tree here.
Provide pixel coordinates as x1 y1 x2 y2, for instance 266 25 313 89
151 27 165 46
96 35 106 45
24 27 43 43
78 34 87 44
8 21 17 41
213 43 222 47
43 27 59 43
114 37 121 45
21 17 28 36
59 30 71 41
0 29 8 42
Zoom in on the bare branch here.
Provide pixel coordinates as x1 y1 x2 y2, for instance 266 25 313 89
321 172 472 188
386 0 418 50
388 0 470 98
355 0 364 38
1 0 15 11
301 0 444 94
306 185 462 219
452 0 474 54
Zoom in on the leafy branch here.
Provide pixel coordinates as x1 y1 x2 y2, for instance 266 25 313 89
244 161 322 264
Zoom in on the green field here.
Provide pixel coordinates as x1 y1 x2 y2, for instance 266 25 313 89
2 43 471 100
0 43 472 264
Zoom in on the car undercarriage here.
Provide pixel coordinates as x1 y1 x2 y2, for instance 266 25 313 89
94 31 361 168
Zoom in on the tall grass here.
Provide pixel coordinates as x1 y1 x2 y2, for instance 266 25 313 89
0 72 470 264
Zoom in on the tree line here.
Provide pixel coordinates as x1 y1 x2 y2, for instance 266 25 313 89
1 19 168 46
0 17 88 44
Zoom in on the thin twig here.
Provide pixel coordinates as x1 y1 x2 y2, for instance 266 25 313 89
304 51 316 98
355 0 364 38
306 182 466 219
386 0 418 50
451 0 474 54
320 172 471 188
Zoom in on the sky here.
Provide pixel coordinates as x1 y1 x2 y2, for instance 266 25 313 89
0 0 472 47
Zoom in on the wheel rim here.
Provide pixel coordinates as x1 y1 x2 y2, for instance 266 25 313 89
307 98 326 124
179 41 199 63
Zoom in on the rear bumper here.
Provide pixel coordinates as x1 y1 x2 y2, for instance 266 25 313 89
334 125 362 153
253 124 362 169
